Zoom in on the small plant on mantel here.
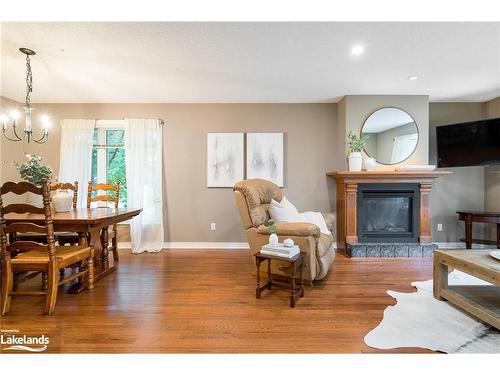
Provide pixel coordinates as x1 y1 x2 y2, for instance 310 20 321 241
346 131 368 172
346 131 368 153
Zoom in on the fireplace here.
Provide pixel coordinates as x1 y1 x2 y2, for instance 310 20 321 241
328 170 451 257
357 183 419 243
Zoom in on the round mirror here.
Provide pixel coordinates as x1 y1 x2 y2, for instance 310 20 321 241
361 107 418 165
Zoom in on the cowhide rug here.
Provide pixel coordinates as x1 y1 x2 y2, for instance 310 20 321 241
364 270 500 353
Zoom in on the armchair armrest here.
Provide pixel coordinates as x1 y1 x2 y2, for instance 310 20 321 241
257 222 320 237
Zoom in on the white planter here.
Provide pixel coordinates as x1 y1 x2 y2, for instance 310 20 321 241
26 191 43 208
268 233 279 246
348 152 363 171
365 157 377 171
52 189 73 212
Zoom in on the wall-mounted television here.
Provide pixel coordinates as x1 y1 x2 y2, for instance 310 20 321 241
436 118 500 168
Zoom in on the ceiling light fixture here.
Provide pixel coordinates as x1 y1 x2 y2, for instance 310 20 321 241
1 48 50 144
408 75 419 81
351 45 365 56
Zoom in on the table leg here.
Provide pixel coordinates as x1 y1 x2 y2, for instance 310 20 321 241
68 227 116 294
465 216 473 249
76 232 87 285
267 259 272 290
77 232 88 246
256 258 262 299
497 224 500 249
290 262 296 308
100 227 109 268
433 253 448 300
300 261 304 298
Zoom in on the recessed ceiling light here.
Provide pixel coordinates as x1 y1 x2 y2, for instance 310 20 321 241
408 75 419 81
351 45 365 56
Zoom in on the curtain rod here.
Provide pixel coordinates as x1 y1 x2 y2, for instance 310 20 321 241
93 118 165 148
94 118 165 126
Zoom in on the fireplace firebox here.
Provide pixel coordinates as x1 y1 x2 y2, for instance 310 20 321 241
357 183 419 243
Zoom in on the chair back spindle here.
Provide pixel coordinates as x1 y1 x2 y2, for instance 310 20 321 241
87 183 120 209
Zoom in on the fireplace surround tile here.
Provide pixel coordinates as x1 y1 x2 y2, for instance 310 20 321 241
366 245 381 257
350 246 367 257
347 243 437 258
422 246 434 257
380 245 395 257
408 245 423 257
394 245 409 257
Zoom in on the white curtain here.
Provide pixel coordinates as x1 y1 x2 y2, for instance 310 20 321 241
125 119 164 253
58 119 95 207
391 134 418 163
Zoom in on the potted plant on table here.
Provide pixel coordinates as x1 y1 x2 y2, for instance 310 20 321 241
346 131 368 172
15 154 53 206
263 219 279 245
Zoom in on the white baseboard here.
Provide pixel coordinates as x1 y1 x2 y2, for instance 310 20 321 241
118 242 250 250
118 242 340 250
118 241 492 251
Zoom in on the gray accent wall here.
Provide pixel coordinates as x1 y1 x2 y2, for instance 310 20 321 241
429 102 488 242
340 95 429 166
485 97 500 240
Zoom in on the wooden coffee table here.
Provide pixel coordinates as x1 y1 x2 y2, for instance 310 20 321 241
433 249 500 329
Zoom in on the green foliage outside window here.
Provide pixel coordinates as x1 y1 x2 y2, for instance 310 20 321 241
91 128 127 207
106 130 127 207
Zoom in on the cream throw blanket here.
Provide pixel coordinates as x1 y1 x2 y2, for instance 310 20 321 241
269 196 331 235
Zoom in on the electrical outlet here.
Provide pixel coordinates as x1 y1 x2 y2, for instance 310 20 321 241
437 223 443 232
210 222 216 231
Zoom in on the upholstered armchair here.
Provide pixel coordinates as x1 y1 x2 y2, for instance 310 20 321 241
233 178 336 284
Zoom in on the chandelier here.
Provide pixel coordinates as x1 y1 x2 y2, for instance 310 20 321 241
1 48 50 143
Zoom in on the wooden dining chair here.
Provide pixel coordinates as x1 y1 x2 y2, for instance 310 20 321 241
55 181 85 246
15 181 80 245
87 182 120 262
0 179 94 316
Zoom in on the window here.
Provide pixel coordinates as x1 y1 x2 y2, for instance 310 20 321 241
91 120 127 207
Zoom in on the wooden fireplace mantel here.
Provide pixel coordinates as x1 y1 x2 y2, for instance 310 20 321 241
327 170 452 183
327 170 452 250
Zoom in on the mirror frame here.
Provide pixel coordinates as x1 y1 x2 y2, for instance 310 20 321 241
360 106 419 165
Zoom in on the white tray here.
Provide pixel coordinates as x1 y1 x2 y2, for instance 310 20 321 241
397 165 436 171
490 251 500 261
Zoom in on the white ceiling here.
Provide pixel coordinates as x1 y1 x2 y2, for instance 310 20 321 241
1 22 499 103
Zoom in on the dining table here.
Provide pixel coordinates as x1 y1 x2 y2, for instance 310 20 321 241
4 207 142 293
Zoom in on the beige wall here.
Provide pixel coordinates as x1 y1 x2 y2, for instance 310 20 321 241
486 97 500 118
1 96 24 185
2 95 497 245
429 102 487 242
485 97 500 239
1 102 338 242
335 98 347 170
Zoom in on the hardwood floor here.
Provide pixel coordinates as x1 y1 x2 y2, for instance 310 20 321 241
0 250 434 353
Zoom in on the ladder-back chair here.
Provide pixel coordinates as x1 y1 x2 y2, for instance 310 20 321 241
0 179 94 316
17 181 80 245
87 182 120 262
